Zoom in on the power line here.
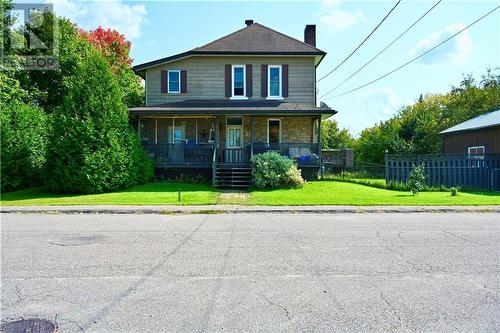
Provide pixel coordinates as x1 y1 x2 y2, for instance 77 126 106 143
323 5 500 100
317 0 402 83
319 0 442 100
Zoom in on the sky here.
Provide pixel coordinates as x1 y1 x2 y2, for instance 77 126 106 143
47 0 500 135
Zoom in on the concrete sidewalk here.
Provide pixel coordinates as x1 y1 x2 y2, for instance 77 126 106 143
1 205 500 214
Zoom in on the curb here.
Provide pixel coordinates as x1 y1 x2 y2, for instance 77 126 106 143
1 206 500 215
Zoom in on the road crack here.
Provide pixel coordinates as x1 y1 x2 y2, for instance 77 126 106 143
80 215 211 331
200 215 235 332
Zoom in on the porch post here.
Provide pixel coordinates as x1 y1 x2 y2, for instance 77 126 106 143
195 119 198 144
318 116 323 178
138 116 141 138
250 115 254 158
155 118 158 144
172 117 175 143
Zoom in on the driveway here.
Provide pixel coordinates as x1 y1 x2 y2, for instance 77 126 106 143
1 213 499 332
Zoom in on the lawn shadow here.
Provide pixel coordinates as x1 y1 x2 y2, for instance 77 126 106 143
0 181 218 203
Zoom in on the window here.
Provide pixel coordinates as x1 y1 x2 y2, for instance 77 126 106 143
232 65 246 97
168 125 185 143
168 70 180 93
468 146 485 155
468 146 485 159
268 65 282 98
468 146 485 167
267 119 281 144
226 117 243 148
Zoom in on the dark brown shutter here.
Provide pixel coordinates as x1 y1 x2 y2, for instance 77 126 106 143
180 70 187 93
246 64 252 97
161 71 167 94
282 64 289 98
261 64 268 97
225 64 231 98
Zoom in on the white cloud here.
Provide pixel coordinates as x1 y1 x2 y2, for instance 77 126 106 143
319 0 364 33
333 87 410 136
411 23 472 66
51 0 147 40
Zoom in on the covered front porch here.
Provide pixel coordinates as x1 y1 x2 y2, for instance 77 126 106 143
136 115 322 167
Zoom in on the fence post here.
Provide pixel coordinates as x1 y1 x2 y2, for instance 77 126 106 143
385 155 389 184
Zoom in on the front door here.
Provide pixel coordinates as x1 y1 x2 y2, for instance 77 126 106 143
225 117 244 163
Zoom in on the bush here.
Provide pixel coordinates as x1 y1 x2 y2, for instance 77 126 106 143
0 101 48 192
407 163 426 196
251 152 304 188
45 31 152 194
450 186 460 196
284 165 305 188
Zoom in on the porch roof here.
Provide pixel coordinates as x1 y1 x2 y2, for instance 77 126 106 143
129 100 337 119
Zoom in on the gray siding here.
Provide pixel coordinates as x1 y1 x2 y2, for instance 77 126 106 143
145 56 316 106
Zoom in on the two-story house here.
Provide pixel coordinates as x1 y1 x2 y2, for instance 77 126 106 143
130 20 336 187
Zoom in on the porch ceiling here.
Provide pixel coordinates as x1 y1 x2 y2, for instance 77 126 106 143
129 100 337 119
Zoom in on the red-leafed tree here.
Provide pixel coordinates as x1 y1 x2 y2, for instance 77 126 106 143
80 26 143 107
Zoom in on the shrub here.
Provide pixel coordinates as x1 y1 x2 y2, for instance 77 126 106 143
450 186 460 196
0 101 48 192
45 32 152 194
407 163 426 196
284 165 305 188
251 152 303 189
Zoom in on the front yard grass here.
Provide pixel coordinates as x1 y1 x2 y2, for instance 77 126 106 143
0 182 219 206
247 181 500 206
1 181 499 206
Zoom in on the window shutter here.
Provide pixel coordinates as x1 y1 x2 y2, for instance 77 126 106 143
225 64 231 97
282 64 289 98
246 64 252 97
261 64 268 97
181 70 187 93
161 71 167 94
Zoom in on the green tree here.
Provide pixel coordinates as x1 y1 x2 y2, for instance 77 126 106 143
321 119 353 149
45 22 151 193
80 26 144 107
352 69 500 165
0 73 48 192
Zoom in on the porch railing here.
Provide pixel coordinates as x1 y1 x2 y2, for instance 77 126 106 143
252 143 320 164
142 143 215 166
141 142 321 166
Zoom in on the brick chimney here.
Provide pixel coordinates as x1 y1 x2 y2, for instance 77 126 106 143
304 25 316 47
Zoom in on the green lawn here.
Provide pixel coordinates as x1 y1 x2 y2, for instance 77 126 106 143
1 181 499 206
0 182 219 206
247 181 500 206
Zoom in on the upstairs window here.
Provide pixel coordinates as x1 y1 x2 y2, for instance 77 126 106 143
168 70 180 93
232 65 246 97
268 65 282 98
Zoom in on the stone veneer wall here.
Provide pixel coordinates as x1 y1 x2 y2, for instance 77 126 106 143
217 116 316 146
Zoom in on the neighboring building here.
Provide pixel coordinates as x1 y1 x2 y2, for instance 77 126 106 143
439 109 500 155
130 20 336 187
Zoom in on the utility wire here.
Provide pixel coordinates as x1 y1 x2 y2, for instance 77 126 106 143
323 4 500 100
317 0 402 83
319 0 442 100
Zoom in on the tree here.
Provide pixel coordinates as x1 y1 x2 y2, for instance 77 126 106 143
80 27 144 107
352 69 500 165
45 22 151 193
0 73 48 191
321 119 353 149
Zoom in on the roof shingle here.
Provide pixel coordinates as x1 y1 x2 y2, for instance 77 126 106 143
194 23 325 54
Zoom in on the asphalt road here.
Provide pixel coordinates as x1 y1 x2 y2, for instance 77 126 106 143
1 213 499 332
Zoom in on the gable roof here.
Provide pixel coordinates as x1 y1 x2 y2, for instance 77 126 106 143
133 22 326 73
439 109 500 135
